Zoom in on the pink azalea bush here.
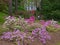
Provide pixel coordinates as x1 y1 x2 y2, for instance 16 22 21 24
1 16 60 45
25 16 35 24
40 20 60 32
1 28 51 45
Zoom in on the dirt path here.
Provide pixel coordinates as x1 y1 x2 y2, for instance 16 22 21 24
0 31 60 45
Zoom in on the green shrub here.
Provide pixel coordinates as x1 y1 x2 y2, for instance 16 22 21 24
41 0 60 20
0 12 8 24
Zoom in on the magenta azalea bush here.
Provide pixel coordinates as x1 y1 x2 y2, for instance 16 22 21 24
0 16 60 45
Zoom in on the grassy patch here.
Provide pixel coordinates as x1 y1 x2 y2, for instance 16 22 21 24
0 12 8 24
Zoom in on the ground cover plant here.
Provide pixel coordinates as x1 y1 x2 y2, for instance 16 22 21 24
0 16 60 45
0 12 8 24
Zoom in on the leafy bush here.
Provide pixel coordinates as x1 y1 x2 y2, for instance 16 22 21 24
1 16 60 45
1 16 52 45
41 0 60 20
0 12 8 24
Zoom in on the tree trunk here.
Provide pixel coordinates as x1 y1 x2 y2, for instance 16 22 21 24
8 0 12 16
15 0 18 15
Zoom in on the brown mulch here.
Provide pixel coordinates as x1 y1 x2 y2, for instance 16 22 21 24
0 40 15 45
0 31 60 45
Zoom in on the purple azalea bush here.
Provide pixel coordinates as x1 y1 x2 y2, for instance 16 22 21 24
1 28 51 45
1 16 60 45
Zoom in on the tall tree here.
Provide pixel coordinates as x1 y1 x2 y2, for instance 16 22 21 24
15 0 18 15
8 0 12 16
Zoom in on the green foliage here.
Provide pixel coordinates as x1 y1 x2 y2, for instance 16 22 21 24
0 26 8 35
47 26 60 32
18 6 24 11
0 0 8 14
0 12 8 24
0 0 24 14
0 3 6 11
41 0 60 20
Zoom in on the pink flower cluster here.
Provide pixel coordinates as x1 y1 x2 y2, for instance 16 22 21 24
1 30 26 40
40 20 51 26
25 16 35 24
54 24 60 28
40 20 60 28
31 27 51 44
1 29 26 45
1 27 51 45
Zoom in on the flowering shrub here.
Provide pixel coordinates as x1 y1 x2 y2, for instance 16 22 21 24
1 16 60 45
3 16 27 30
40 20 60 32
31 27 51 44
1 29 27 45
1 28 51 45
2 16 40 31
25 16 35 24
